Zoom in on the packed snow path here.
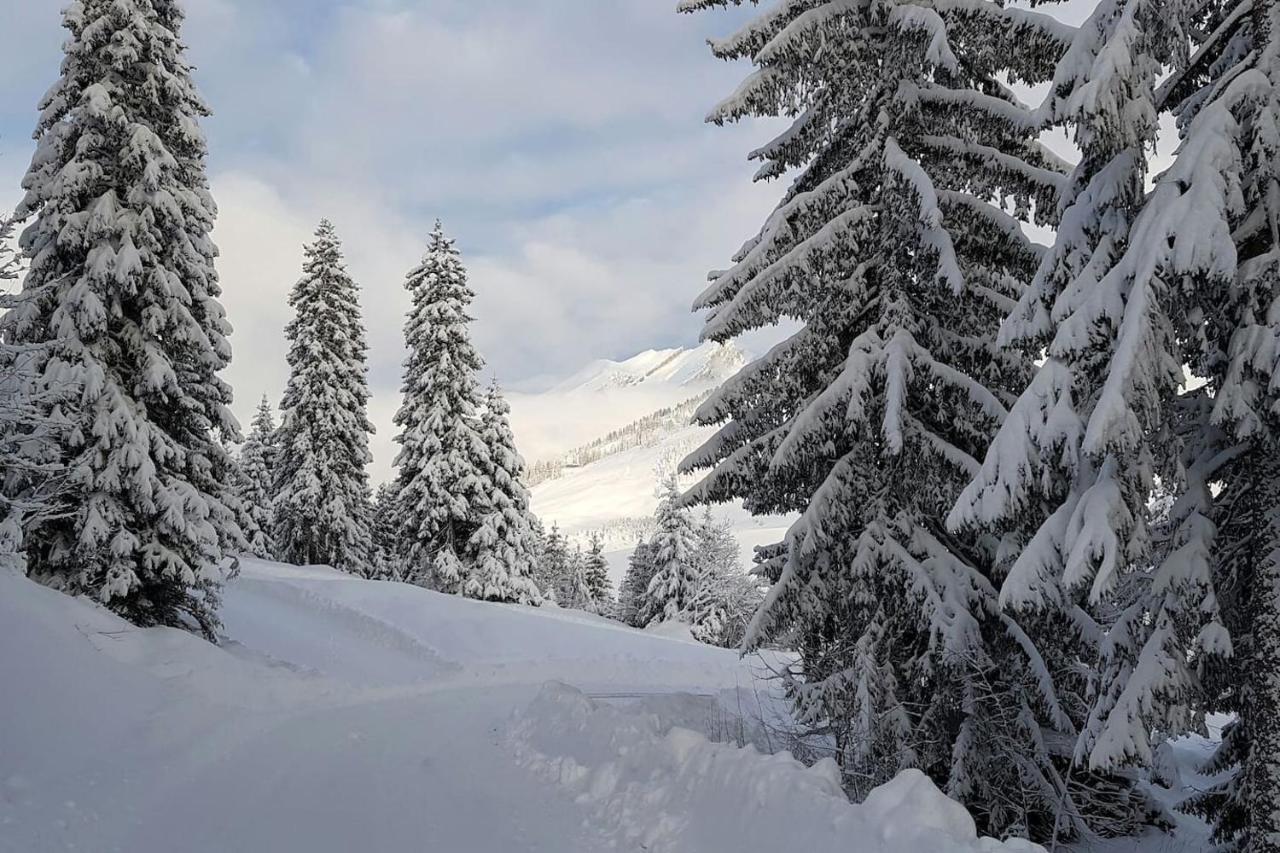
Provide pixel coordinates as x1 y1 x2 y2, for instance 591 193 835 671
3 559 1044 852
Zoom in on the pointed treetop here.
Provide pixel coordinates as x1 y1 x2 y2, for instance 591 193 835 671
249 394 276 437
424 219 455 256
300 221 349 274
485 376 510 414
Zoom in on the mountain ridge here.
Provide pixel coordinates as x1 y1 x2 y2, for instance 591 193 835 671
549 340 746 394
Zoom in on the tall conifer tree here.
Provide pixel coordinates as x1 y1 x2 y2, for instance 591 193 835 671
949 0 1183 838
0 214 19 284
618 540 657 627
0 213 59 571
686 512 755 646
535 523 570 604
273 221 374 575
369 482 403 581
559 546 595 611
393 222 490 592
3 0 240 638
673 0 1151 838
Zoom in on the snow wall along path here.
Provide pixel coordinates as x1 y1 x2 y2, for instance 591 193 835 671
510 682 1046 853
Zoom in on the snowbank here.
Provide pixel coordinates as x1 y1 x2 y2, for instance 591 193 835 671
509 682 1046 853
644 618 700 642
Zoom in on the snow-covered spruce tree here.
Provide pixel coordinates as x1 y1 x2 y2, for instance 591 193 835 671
558 546 595 612
273 221 374 575
685 512 761 647
0 213 19 283
463 380 542 605
695 510 738 576
642 477 702 625
536 523 568 604
949 0 1189 839
2 0 241 639
1 213 28 556
618 539 656 627
683 511 732 642
583 532 614 615
222 449 263 563
717 567 765 648
393 221 488 592
369 482 403 581
0 212 59 572
1145 2 1280 848
677 0 1092 835
235 395 277 559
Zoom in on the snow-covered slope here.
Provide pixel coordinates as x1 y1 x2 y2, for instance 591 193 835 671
531 422 709 533
528 420 791 584
512 341 791 580
507 341 746 464
2 560 1053 853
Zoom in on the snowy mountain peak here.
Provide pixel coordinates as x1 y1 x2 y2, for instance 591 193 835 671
551 341 745 393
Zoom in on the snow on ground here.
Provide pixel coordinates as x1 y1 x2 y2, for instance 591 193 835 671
510 683 1044 853
529 424 707 531
3 559 1045 853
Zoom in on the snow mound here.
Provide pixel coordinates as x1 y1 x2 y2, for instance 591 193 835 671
509 682 1046 853
644 618 700 642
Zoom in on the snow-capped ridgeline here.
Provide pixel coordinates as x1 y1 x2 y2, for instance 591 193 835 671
527 418 791 573
507 343 747 468
515 341 747 505
526 393 709 486
550 341 746 394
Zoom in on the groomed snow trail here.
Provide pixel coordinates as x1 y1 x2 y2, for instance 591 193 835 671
2 559 1044 852
1 559 769 853
109 685 600 853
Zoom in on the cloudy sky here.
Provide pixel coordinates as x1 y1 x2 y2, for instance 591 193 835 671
0 0 1107 483
0 0 788 476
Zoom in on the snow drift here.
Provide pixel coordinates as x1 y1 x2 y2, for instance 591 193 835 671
510 682 1045 853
